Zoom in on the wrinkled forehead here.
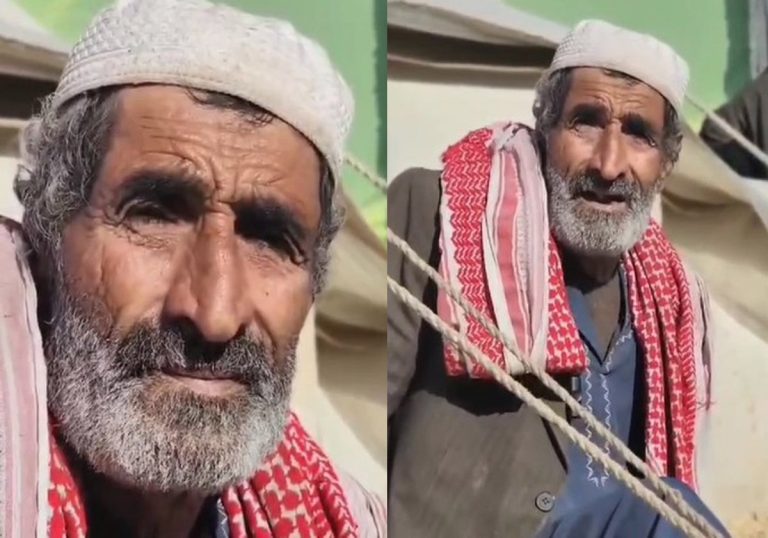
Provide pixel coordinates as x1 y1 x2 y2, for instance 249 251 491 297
563 67 667 126
113 85 316 149
93 85 323 221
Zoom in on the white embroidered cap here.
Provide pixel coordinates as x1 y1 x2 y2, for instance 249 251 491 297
550 19 689 113
52 0 355 183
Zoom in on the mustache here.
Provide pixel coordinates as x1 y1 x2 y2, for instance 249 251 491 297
566 172 644 203
112 322 277 385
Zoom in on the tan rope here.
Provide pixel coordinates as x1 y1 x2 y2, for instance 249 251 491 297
387 228 723 538
388 275 710 538
345 153 723 537
344 154 388 191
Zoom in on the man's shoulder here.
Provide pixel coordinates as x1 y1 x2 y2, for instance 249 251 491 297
389 167 440 194
388 167 441 211
0 215 23 235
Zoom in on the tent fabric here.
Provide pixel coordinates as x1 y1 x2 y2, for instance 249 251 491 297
312 192 387 497
666 123 768 338
0 0 67 81
388 0 566 47
387 0 768 361
388 1 768 528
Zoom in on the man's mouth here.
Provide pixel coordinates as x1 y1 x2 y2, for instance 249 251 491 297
158 367 246 397
574 190 628 212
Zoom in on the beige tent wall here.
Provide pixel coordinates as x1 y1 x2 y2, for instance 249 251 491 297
312 198 387 497
388 63 539 180
389 8 768 528
663 131 768 526
293 295 386 498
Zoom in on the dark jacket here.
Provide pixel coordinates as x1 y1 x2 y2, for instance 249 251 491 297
700 68 768 179
387 167 573 538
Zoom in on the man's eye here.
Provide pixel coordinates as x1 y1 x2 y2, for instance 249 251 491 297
570 115 602 131
627 131 657 147
123 203 177 223
237 224 306 265
264 235 307 265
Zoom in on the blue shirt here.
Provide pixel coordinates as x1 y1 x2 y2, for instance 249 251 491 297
539 269 729 538
553 267 646 513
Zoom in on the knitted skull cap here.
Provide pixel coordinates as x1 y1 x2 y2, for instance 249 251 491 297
550 19 689 114
53 0 355 183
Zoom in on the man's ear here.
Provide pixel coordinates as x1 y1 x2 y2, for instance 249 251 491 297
660 159 675 180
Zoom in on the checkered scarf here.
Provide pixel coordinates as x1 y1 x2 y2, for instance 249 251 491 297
47 414 358 537
436 124 713 490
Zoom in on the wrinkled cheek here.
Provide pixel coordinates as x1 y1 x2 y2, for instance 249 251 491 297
548 134 594 179
257 274 313 360
546 133 572 171
60 223 104 294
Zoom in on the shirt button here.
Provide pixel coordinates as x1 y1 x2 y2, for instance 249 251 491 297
535 492 555 512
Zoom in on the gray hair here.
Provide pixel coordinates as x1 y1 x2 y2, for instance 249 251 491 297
14 88 344 295
532 67 683 168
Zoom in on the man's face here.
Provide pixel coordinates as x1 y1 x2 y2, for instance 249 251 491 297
544 67 668 257
46 85 322 492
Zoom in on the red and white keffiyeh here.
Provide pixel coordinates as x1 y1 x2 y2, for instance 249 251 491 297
47 413 358 538
436 123 713 490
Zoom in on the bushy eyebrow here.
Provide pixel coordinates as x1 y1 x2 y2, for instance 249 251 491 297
623 112 661 141
232 196 310 245
565 102 609 125
114 169 208 219
566 102 661 141
114 168 312 243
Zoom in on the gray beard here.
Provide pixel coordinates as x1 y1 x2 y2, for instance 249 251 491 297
544 164 661 257
44 284 294 494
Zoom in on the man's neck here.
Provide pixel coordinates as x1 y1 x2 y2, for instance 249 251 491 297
65 445 213 538
562 250 621 289
562 250 623 356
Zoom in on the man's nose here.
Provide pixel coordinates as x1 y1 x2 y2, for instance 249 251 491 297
162 224 251 343
587 122 629 182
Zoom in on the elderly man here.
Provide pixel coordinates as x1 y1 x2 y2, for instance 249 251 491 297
0 0 384 536
388 20 727 537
